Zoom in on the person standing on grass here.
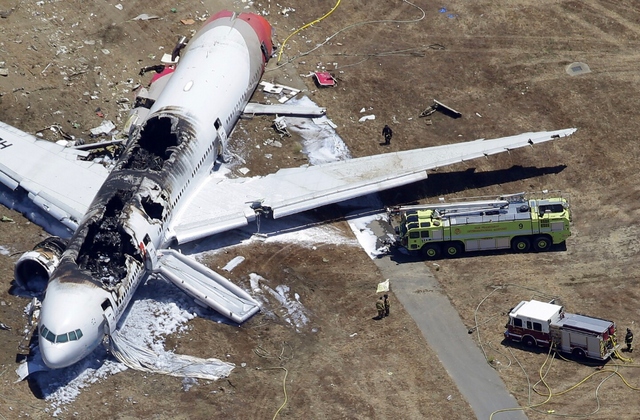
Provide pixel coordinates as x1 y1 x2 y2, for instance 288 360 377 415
376 297 385 319
382 124 393 145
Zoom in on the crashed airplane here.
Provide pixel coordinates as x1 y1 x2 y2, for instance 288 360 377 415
0 11 576 370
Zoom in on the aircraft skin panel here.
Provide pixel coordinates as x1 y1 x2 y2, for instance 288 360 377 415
0 120 110 228
171 128 576 244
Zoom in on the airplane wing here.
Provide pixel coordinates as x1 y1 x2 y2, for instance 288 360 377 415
0 121 110 229
170 128 576 244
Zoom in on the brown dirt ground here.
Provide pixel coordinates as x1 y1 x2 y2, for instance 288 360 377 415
1 0 640 418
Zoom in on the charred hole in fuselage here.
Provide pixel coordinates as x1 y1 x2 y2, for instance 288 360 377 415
141 196 164 220
123 116 180 171
77 190 140 287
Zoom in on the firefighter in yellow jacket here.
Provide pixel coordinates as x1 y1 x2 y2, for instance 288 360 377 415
376 297 385 319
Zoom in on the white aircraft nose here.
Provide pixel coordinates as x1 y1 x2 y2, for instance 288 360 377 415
39 337 90 369
38 276 108 369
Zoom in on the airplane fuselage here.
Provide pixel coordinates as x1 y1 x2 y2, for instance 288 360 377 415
37 11 272 369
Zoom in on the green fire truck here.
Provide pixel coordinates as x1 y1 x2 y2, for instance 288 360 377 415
389 192 571 259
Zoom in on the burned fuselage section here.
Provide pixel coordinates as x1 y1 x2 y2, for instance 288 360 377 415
50 113 203 318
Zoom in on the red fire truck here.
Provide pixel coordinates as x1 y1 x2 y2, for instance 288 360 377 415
504 300 619 360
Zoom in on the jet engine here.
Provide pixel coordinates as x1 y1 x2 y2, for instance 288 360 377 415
14 237 67 292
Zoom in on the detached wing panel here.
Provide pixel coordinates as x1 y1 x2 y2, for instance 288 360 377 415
0 121 110 229
171 128 575 243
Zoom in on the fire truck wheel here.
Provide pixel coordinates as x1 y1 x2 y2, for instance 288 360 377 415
524 336 536 347
444 242 463 258
511 237 530 252
573 348 586 359
533 235 551 252
422 244 441 260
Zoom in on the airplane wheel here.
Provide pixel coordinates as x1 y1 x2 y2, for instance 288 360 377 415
422 244 441 260
533 235 551 252
445 242 463 258
511 237 530 252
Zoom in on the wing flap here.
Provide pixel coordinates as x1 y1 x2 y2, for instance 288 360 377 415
171 128 575 244
0 121 110 227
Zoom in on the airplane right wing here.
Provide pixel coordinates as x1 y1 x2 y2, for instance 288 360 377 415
0 121 110 230
171 128 576 244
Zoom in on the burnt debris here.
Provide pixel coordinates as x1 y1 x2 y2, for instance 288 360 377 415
123 116 181 171
77 190 140 287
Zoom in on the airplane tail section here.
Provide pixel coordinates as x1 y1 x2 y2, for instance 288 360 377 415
154 249 260 323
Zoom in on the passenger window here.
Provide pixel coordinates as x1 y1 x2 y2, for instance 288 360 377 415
420 222 431 228
533 322 542 332
57 333 69 343
513 318 522 327
421 231 429 238
69 331 78 341
409 232 419 239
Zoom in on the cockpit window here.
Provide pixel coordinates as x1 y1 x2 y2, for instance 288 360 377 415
40 324 83 343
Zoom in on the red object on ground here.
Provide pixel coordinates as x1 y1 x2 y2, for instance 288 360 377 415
314 72 336 87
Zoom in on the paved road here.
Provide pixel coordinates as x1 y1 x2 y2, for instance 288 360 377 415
370 222 526 419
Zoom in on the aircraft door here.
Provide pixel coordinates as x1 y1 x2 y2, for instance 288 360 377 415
214 118 229 162
142 234 158 270
101 298 117 334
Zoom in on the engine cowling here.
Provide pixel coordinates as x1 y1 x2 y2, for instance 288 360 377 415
14 237 67 292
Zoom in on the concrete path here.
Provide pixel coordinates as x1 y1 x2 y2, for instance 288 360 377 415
369 222 526 419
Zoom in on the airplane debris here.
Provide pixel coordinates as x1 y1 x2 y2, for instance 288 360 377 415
90 120 116 136
1 216 14 222
274 116 291 137
132 13 160 21
223 256 245 272
313 72 336 87
108 330 235 381
419 99 462 119
243 103 325 116
0 322 10 330
359 114 375 122
312 116 337 128
566 62 591 76
181 18 196 25
259 81 300 103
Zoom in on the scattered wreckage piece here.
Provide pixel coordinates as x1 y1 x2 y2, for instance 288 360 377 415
420 99 462 119
243 102 326 117
259 81 300 103
273 116 291 137
313 72 336 88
